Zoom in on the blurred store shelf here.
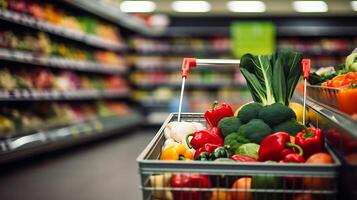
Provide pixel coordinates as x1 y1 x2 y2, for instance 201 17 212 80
64 0 163 36
0 112 144 163
0 89 130 101
0 49 127 75
0 9 126 51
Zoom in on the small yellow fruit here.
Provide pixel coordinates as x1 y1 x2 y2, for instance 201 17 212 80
289 102 305 124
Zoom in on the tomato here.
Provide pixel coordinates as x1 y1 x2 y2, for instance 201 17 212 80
303 153 334 190
306 153 333 164
231 177 253 200
211 188 232 200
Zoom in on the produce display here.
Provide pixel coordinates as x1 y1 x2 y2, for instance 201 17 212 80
1 0 122 43
0 30 125 66
0 101 130 136
308 50 357 116
278 38 356 67
130 37 231 53
0 66 128 91
151 51 335 199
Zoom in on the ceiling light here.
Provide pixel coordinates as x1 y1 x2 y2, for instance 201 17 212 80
120 1 156 13
172 1 211 12
352 1 357 11
227 1 266 13
292 1 328 13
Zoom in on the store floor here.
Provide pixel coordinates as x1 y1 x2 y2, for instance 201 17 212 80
0 128 157 200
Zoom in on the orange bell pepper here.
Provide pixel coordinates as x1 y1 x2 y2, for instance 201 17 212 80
337 88 357 115
160 144 193 160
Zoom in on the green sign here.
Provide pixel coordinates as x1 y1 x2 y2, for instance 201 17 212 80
231 21 276 58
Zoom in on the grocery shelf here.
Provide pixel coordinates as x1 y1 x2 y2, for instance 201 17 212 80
63 0 162 36
0 89 130 101
0 48 127 75
0 112 144 163
135 82 246 90
135 64 236 72
0 9 126 51
132 48 231 56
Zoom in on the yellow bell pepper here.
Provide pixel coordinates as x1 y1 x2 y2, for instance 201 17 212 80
160 144 193 160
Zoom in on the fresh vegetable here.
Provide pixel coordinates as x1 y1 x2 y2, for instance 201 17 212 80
237 102 263 124
306 152 333 164
171 174 212 200
258 102 296 127
303 153 334 190
234 101 253 117
238 119 272 144
217 117 242 138
281 153 305 163
223 132 250 156
164 121 205 144
231 154 257 162
211 147 230 160
211 188 232 200
338 87 357 115
195 152 211 161
239 51 303 106
160 144 193 160
149 174 173 200
273 118 305 136
231 177 253 200
295 127 324 159
193 143 221 160
236 143 260 160
204 101 234 127
252 175 283 199
345 51 357 72
322 72 357 88
258 132 302 162
186 127 223 150
195 146 230 161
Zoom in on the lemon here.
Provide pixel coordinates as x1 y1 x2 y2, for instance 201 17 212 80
289 102 305 123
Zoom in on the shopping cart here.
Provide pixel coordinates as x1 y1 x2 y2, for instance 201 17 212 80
137 58 341 200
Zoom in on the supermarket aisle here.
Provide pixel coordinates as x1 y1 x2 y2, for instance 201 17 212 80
0 129 156 200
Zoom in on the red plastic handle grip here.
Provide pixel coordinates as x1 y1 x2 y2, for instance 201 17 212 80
301 59 311 80
181 58 196 78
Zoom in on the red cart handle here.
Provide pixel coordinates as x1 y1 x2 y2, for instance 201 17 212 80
181 58 197 78
301 59 311 80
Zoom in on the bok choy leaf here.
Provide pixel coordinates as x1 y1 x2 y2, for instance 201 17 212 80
239 51 303 106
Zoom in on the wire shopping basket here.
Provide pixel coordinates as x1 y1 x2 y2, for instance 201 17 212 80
137 58 341 200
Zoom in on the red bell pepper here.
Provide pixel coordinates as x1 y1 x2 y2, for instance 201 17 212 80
258 132 303 162
186 127 223 150
193 143 220 159
171 174 212 200
204 101 234 127
231 154 257 162
295 127 324 159
280 142 305 163
281 153 305 163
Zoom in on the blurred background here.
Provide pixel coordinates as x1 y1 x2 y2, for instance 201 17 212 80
0 0 356 200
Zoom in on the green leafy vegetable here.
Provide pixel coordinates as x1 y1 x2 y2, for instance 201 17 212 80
240 51 303 106
236 143 260 159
